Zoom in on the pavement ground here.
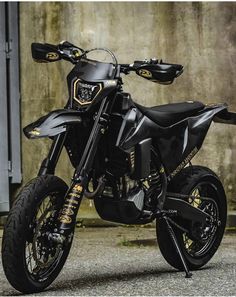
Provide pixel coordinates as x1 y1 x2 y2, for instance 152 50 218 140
0 227 236 296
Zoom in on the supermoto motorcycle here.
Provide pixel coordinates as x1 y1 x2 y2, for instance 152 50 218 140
2 41 235 293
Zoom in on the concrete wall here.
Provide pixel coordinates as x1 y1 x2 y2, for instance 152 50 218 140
19 2 236 211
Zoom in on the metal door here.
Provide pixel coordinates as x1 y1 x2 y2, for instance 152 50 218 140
0 2 21 214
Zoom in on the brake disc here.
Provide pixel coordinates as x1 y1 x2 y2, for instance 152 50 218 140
32 203 61 269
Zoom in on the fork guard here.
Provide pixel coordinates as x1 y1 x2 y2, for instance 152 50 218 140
23 109 82 139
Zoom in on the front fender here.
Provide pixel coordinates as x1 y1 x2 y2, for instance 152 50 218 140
23 109 82 139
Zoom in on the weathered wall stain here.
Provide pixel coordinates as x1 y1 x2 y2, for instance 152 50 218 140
19 2 236 211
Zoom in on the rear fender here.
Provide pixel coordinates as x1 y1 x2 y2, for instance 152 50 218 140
116 102 236 176
117 103 234 152
23 109 82 139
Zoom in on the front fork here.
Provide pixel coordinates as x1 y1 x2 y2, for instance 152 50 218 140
39 98 109 238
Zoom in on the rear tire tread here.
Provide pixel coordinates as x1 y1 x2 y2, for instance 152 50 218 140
157 165 227 271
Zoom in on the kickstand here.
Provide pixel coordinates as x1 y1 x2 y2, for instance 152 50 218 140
163 215 192 278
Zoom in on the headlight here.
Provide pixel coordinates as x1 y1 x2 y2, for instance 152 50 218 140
73 79 102 106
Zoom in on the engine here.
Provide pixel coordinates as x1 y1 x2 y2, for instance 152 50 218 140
94 168 161 225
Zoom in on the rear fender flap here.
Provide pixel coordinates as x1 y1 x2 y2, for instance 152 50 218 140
23 109 82 139
213 104 236 125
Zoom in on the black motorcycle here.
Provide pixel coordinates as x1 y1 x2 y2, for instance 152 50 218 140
2 41 235 293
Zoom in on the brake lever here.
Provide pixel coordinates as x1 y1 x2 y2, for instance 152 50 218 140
58 40 76 50
58 41 85 63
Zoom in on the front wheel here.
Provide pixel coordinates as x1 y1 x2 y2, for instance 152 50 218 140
157 166 227 271
2 175 72 293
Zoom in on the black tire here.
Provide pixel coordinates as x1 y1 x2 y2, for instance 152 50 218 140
2 175 71 293
156 165 227 271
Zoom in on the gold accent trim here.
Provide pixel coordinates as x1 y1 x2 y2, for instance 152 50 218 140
68 192 80 198
170 147 198 178
58 215 72 224
66 197 79 204
73 78 103 106
159 167 165 173
64 204 77 209
29 128 40 136
62 208 74 216
73 184 83 193
138 69 152 78
130 151 135 168
46 52 59 60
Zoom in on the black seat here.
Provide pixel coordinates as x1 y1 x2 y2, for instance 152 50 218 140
136 101 205 127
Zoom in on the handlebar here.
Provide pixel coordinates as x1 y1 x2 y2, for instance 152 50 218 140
32 41 184 81
34 41 163 69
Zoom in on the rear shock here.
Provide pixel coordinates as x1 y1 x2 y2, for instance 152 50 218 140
147 149 167 210
148 169 161 186
145 169 161 209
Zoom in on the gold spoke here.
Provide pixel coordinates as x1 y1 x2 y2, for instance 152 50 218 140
26 243 34 273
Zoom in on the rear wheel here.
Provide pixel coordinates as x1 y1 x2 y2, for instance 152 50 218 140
156 166 227 270
2 175 71 293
